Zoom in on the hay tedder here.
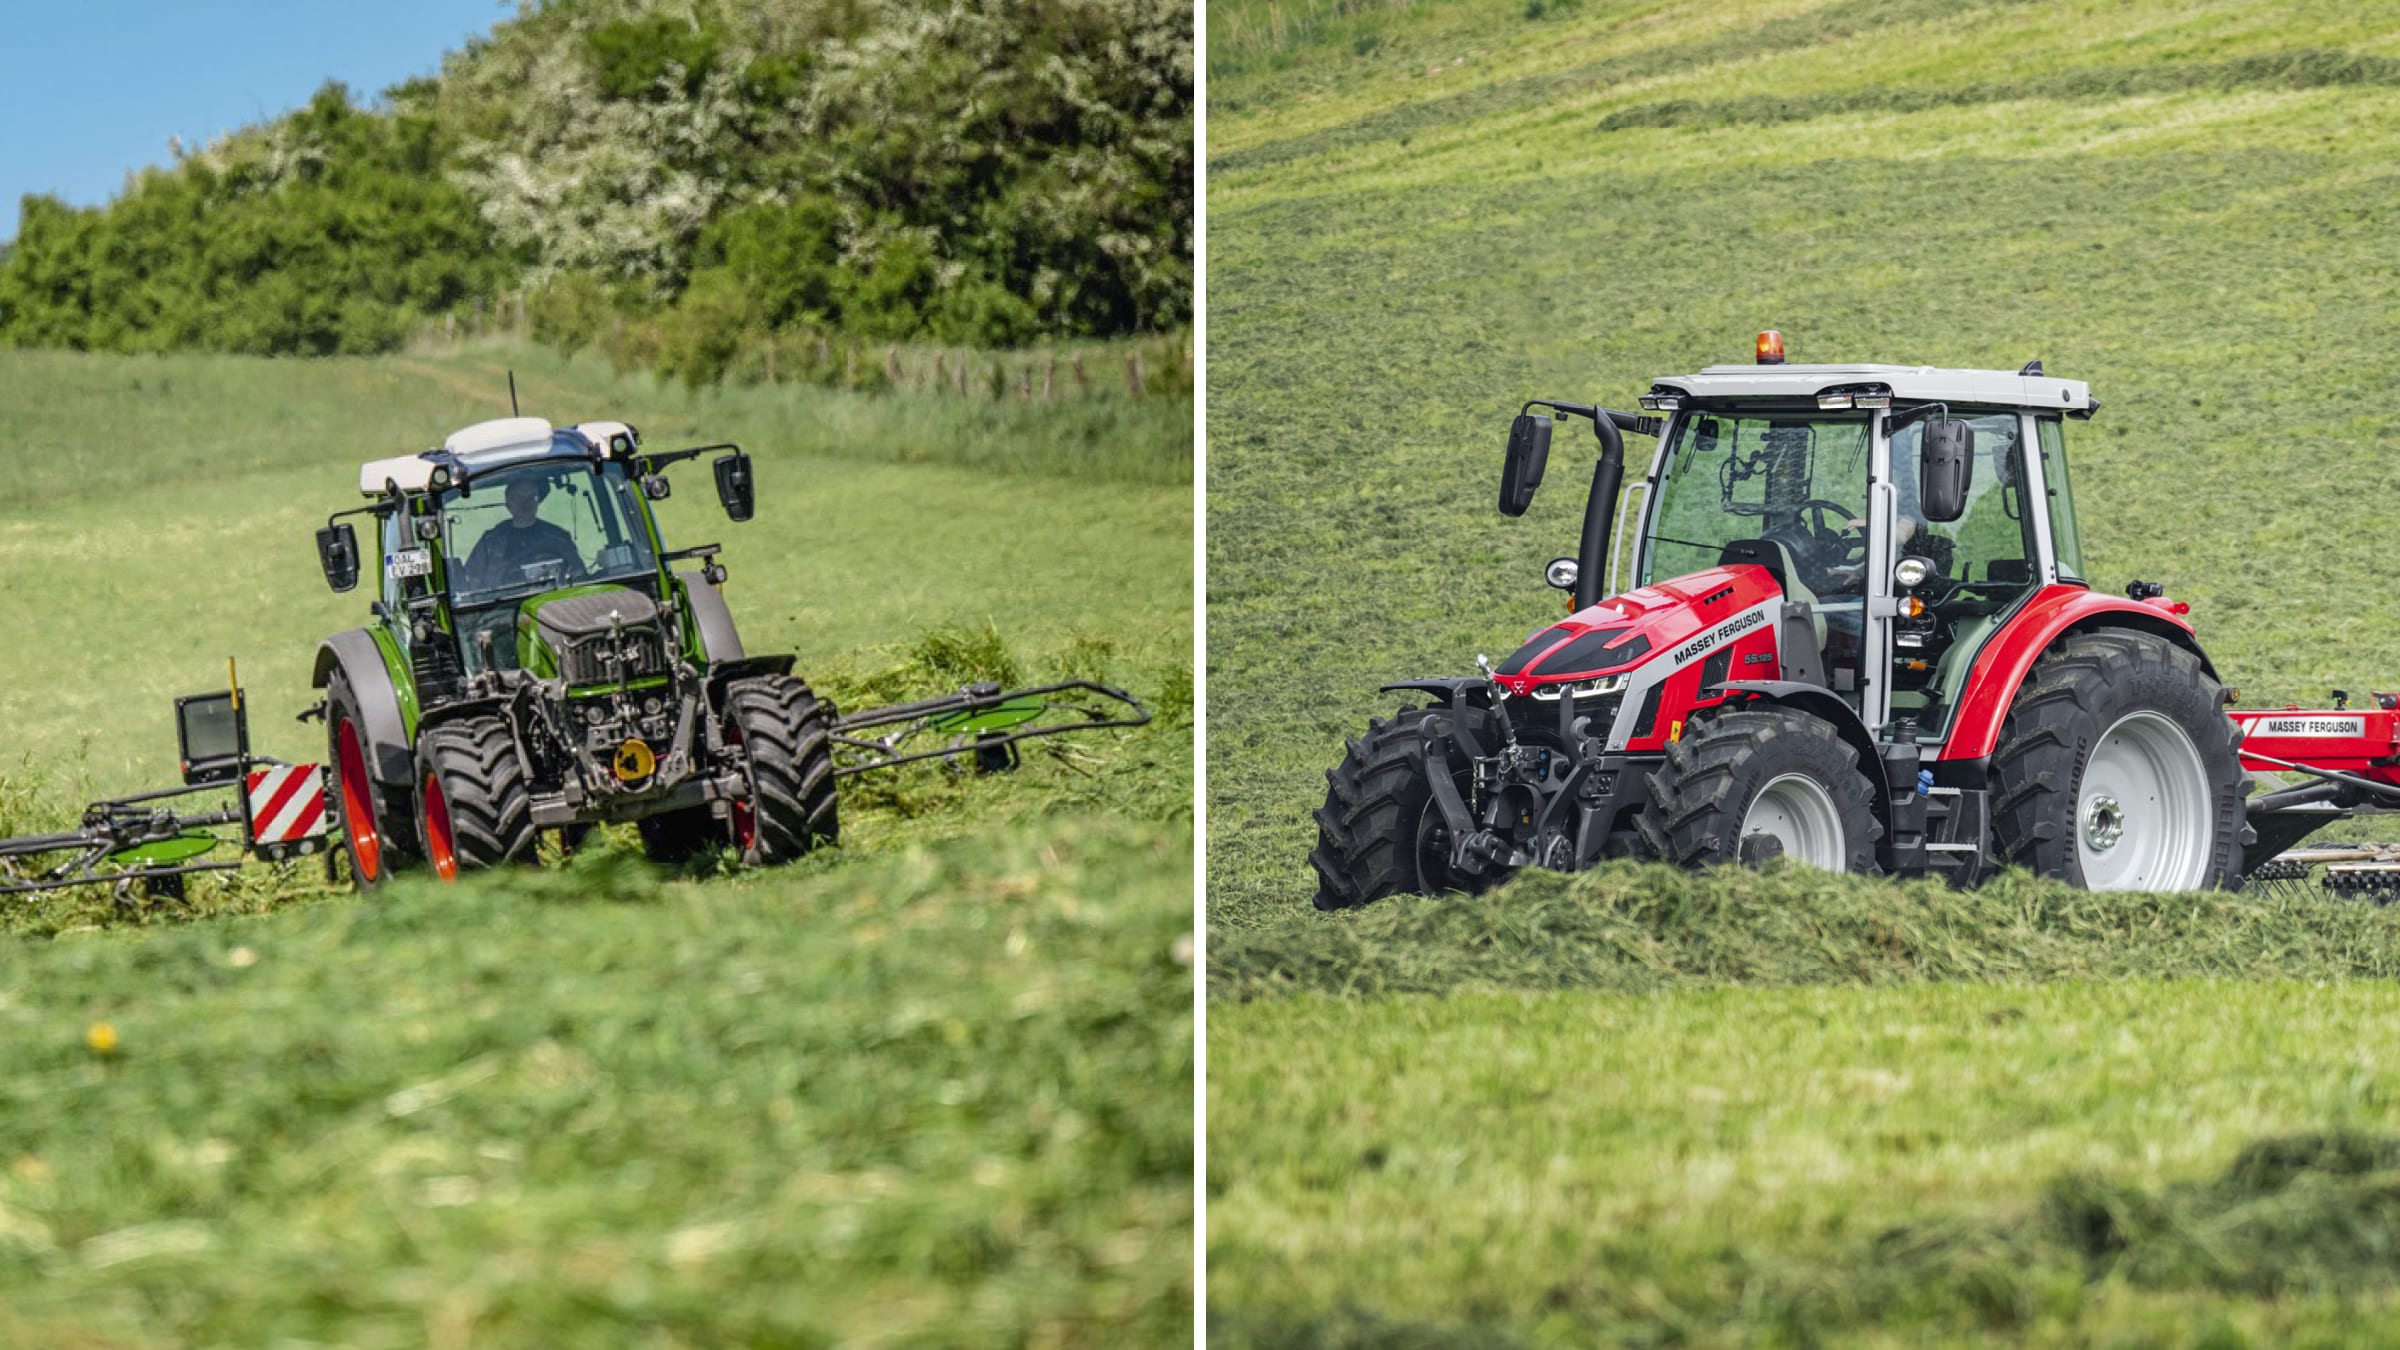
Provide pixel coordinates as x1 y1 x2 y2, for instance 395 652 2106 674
3 415 1146 900
1310 333 2400 907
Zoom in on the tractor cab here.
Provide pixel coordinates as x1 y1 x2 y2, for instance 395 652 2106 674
318 418 755 700
1614 359 2093 743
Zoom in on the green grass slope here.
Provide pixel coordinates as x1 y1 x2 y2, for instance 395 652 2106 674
0 347 1193 1342
1206 0 2400 1342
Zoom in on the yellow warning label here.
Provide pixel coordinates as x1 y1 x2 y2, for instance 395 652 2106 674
612 738 657 783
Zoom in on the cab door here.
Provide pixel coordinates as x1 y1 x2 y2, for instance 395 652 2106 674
1881 411 2045 739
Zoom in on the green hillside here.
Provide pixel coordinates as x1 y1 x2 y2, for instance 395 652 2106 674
0 348 1192 1342
1206 0 2400 1342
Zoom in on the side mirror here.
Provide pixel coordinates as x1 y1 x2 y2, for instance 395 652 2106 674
1919 418 1974 522
1499 413 1552 517
316 522 360 592
713 451 755 522
643 474 672 501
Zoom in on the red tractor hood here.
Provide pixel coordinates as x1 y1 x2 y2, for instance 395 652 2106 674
1492 563 1785 696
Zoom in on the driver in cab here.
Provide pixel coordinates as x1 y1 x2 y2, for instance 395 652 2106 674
469 478 584 589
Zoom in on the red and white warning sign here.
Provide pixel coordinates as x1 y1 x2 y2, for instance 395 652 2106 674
245 764 329 844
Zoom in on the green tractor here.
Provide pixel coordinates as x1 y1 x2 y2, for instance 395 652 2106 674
309 416 833 884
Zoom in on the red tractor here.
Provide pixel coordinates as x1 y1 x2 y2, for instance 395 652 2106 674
1312 335 2261 906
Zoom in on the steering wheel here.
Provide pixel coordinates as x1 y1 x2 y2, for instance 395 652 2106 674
1766 499 1869 593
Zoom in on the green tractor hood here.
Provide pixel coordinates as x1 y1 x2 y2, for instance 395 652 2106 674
516 584 671 690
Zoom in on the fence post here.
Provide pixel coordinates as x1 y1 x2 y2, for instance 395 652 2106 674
1041 355 1055 402
1126 352 1145 399
765 333 777 384
886 345 902 388
1073 355 1089 395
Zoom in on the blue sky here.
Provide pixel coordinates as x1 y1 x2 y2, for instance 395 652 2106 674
0 0 513 240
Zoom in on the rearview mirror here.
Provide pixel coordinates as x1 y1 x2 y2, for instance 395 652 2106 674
1919 418 1974 523
713 451 755 522
1499 414 1552 517
316 522 360 592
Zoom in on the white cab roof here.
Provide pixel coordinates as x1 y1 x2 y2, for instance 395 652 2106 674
357 417 577 496
1652 363 2093 413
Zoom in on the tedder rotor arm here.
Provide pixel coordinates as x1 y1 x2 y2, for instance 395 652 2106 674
830 680 1151 777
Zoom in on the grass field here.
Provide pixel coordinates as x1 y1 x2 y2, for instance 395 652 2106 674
0 344 1193 1342
1206 0 2400 1341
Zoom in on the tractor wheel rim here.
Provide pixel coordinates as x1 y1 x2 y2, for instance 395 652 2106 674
335 718 380 883
422 774 459 882
2079 709 2210 891
1412 795 1460 895
1740 773 1846 870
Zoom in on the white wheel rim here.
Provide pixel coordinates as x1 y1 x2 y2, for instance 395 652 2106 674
2078 710 2211 891
1739 773 1847 870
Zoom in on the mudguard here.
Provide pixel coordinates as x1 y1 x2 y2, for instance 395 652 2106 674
679 570 746 664
1379 679 1497 709
1937 585 2214 762
313 628 414 789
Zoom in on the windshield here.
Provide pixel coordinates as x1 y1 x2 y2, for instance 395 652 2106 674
440 459 658 607
1640 411 1872 597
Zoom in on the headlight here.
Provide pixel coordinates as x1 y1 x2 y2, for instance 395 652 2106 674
1529 674 1626 701
1895 556 1932 589
1544 556 1580 591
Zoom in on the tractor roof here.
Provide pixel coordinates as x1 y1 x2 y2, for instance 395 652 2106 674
355 418 640 497
1650 363 2094 414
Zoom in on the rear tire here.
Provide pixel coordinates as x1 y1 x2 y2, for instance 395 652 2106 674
1309 705 1494 910
1634 705 1883 873
326 671 418 889
724 676 840 865
415 716 537 879
1988 629 2247 891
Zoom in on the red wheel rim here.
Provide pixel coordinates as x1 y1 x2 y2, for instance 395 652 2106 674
335 718 381 882
422 773 459 882
726 721 758 852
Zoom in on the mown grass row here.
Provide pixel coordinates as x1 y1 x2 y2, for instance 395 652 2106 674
1216 1129 2400 1346
1211 862 2400 1001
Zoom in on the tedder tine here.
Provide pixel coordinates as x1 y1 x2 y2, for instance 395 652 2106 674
831 680 1151 777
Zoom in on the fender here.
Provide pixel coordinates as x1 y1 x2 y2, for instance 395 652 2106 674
313 628 415 788
1379 679 1497 709
1711 679 1890 836
1937 585 2215 762
679 571 746 665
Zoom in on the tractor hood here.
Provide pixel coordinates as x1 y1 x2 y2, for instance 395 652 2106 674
1492 563 1785 697
516 585 670 686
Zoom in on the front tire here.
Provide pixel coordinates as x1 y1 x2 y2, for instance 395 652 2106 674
1634 705 1883 873
1988 629 2247 891
1308 705 1493 910
415 716 536 880
724 676 840 865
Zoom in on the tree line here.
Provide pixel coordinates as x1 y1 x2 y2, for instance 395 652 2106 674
0 0 1192 384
